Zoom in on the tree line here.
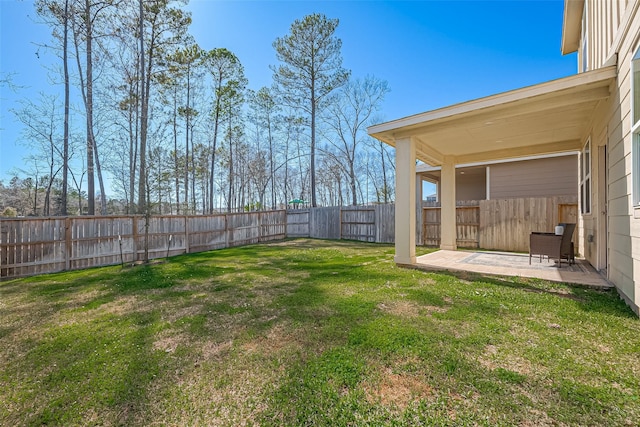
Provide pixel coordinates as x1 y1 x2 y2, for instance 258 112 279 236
1 0 395 217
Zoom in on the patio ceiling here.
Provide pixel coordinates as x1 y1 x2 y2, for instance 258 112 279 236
368 66 616 166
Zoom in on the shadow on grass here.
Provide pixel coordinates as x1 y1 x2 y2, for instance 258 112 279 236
418 268 636 319
22 310 166 426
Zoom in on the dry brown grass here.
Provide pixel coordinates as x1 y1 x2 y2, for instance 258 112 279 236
364 366 433 410
477 343 539 376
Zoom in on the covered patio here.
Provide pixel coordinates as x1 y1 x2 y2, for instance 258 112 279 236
415 250 612 289
368 66 616 274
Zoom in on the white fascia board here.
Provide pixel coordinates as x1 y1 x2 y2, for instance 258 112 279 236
415 151 580 173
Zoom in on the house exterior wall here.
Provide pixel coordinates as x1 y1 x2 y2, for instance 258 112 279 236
489 156 578 199
578 0 640 314
580 0 629 72
579 103 606 272
456 170 486 201
432 168 486 201
578 127 607 270
426 156 577 203
608 5 640 315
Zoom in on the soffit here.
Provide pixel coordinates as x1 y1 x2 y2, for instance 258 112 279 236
420 165 486 183
368 66 615 166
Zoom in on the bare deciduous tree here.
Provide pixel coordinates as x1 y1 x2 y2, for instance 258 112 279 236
324 75 390 205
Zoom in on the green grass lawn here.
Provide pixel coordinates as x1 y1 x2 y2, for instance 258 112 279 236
1 239 638 426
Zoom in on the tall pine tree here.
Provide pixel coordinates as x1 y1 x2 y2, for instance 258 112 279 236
272 13 350 207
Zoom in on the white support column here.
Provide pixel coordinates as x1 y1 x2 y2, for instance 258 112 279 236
486 166 491 200
394 137 416 265
440 156 457 250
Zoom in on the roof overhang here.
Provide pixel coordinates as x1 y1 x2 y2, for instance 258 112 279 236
367 66 615 166
561 0 584 54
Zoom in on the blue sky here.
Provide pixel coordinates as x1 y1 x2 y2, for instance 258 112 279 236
0 0 577 189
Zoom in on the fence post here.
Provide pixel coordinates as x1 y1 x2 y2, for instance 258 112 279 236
65 217 72 271
0 221 5 276
224 214 230 248
416 202 423 246
132 216 138 262
374 206 379 243
184 215 190 254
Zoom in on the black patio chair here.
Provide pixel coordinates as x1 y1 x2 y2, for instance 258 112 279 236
529 223 575 267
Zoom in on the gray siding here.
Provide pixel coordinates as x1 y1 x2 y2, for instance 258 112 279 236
489 155 578 199
456 169 486 201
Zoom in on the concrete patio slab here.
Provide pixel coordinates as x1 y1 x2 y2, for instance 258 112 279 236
415 250 612 289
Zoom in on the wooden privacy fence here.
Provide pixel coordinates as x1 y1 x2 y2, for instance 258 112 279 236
422 196 579 252
479 196 578 252
1 206 395 279
285 204 395 243
423 201 480 248
0 211 286 279
1 198 578 279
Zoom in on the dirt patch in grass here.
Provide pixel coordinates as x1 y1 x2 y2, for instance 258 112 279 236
153 330 189 353
205 312 251 334
521 408 556 427
268 239 328 248
67 288 107 306
216 270 310 285
423 305 449 314
168 283 210 293
98 295 153 316
201 339 234 359
378 299 450 319
378 301 421 318
477 344 538 376
364 367 432 410
420 277 438 286
152 353 278 426
162 304 206 323
241 322 298 355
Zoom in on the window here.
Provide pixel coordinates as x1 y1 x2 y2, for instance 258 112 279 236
581 139 591 214
634 46 640 125
633 46 640 206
